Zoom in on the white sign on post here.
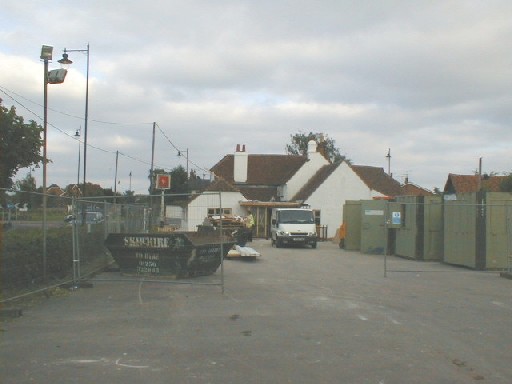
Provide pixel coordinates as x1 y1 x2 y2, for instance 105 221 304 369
391 211 401 225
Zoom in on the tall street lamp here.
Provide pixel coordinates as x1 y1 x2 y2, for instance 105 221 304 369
58 44 89 200
75 128 81 187
40 44 67 281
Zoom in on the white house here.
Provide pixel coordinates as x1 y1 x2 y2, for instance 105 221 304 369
290 160 404 237
187 140 410 238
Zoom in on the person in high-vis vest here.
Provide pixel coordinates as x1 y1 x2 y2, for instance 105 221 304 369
246 210 255 242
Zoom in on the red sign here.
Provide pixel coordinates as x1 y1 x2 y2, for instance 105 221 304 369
156 174 171 189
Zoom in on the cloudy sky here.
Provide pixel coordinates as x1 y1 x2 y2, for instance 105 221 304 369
1 1 511 194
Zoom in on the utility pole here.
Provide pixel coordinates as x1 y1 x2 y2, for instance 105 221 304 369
478 157 483 191
150 122 156 192
178 148 189 191
150 122 156 227
114 150 119 203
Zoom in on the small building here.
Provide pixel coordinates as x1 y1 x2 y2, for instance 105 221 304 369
186 178 247 231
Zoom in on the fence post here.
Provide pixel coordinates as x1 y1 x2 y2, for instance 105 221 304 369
72 197 81 287
219 192 225 294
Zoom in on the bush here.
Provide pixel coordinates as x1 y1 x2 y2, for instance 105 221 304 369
1 225 105 291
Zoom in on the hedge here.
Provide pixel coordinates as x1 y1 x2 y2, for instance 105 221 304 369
1 225 105 291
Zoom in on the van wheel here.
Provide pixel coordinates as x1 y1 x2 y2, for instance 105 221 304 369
276 239 282 248
311 242 317 249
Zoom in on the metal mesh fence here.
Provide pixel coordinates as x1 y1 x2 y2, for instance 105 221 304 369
382 196 512 275
0 190 146 300
507 205 512 273
1 189 230 301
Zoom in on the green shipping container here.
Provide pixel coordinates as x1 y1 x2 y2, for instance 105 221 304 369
343 200 362 251
444 192 512 270
395 195 443 261
360 200 387 255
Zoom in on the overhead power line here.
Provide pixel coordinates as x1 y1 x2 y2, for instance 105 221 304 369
1 85 213 178
0 85 171 172
155 123 212 176
0 84 153 126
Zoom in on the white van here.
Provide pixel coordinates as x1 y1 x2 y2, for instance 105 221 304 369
271 208 317 248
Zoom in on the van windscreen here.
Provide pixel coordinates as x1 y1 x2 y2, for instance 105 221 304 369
278 210 314 224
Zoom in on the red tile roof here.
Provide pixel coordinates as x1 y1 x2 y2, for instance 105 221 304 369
204 177 240 193
351 165 403 197
401 183 433 196
238 186 279 201
210 154 307 185
209 152 430 201
444 173 507 193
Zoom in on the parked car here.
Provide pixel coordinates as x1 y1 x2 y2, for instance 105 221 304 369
64 211 104 225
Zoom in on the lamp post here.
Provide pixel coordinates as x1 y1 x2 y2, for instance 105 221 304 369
75 128 81 187
40 44 67 281
58 44 89 200
40 45 51 282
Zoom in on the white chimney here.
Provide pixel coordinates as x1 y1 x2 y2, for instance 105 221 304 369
234 144 248 182
307 140 317 159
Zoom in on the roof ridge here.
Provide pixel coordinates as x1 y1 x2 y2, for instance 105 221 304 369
291 162 341 201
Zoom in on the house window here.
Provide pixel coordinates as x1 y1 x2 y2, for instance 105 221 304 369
207 208 232 217
314 210 321 225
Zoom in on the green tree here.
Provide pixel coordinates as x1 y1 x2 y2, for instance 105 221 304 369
285 131 349 163
122 190 135 204
15 172 36 192
170 165 188 194
0 99 44 188
15 172 40 208
501 173 512 192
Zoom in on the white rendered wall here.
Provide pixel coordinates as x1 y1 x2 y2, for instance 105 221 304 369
304 162 382 238
186 191 246 231
285 151 329 200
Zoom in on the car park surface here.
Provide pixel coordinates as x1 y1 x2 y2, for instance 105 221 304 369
1 240 511 383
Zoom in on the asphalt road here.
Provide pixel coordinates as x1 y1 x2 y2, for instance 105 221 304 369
1 239 511 383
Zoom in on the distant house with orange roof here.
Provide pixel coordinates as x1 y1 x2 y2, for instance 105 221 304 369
400 179 433 196
444 173 507 194
47 184 65 197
